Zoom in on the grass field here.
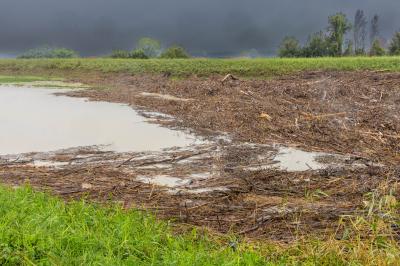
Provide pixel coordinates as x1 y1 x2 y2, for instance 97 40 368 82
0 185 399 265
0 57 399 77
0 186 266 265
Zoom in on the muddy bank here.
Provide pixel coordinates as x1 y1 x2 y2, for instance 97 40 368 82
1 70 400 241
1 142 391 241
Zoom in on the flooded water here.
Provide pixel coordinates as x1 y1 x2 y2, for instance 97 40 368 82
0 86 201 155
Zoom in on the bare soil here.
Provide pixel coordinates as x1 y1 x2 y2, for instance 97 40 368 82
1 70 400 241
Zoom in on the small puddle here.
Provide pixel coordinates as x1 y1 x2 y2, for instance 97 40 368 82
273 147 325 171
244 146 328 172
0 86 202 155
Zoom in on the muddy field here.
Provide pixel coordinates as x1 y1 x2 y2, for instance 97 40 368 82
1 70 400 241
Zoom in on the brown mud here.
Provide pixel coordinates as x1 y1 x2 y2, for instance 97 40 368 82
1 70 400 241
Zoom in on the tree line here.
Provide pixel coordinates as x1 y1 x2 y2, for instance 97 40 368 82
17 38 190 59
278 11 400 57
110 37 190 59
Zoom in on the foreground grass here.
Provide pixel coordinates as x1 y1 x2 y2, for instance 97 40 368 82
0 57 399 78
1 186 399 265
0 186 266 265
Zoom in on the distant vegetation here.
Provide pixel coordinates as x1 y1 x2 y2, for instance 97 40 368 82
389 32 400 55
160 45 190 59
130 49 149 59
18 46 79 59
109 49 130 59
279 11 400 58
110 49 148 59
15 17 399 60
136 37 161 58
111 37 190 59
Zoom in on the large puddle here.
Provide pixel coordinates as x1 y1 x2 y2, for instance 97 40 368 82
0 86 201 155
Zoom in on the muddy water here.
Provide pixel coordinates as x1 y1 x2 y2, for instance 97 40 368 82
0 86 201 155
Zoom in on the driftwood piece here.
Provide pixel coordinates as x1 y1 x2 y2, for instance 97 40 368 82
221 74 239 83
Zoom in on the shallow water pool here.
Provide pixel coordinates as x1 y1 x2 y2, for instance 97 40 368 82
0 86 201 155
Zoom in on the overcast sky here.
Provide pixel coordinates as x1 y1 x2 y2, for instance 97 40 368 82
0 0 399 56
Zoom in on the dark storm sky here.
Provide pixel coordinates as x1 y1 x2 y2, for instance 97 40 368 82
0 0 399 56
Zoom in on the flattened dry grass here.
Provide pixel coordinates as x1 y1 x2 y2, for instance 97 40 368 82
0 185 399 265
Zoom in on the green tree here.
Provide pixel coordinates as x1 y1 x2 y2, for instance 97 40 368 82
136 37 161 58
302 32 334 57
278 36 302 57
353 10 367 53
327 13 352 56
389 32 400 56
369 39 386 56
370 14 380 46
344 40 354 56
160 46 190 59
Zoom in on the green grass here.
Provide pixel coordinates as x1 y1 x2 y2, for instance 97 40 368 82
0 75 51 84
1 185 399 265
0 186 266 265
0 57 399 78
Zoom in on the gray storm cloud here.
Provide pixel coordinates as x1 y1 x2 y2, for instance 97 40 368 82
0 0 399 56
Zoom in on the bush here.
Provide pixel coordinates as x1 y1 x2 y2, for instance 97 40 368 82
343 40 354 56
355 48 367 56
302 32 335 57
18 47 78 59
137 37 161 58
160 46 190 59
130 49 148 59
370 39 386 56
50 48 78 58
278 37 302 58
110 49 148 59
389 32 400 56
110 49 130 59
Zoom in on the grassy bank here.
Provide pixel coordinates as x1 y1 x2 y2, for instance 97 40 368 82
0 75 51 83
0 185 399 265
0 57 399 78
